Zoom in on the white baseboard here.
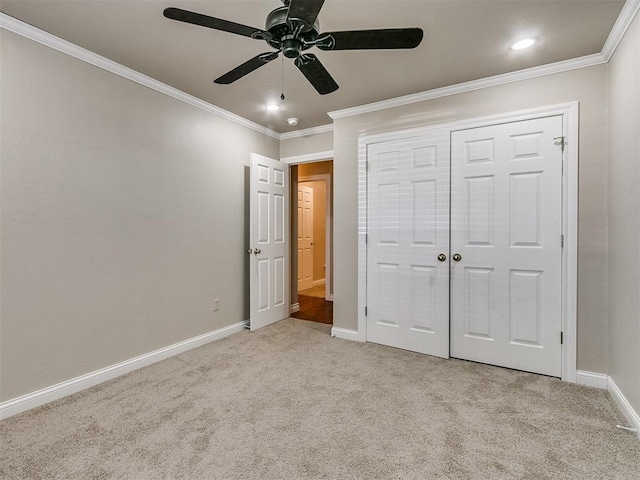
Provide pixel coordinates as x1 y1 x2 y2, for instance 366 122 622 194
576 371 640 439
290 303 300 314
607 375 640 438
331 327 362 342
313 278 326 287
0 321 246 420
576 370 609 389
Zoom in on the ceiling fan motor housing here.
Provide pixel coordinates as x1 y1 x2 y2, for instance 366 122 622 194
266 6 319 57
281 36 302 58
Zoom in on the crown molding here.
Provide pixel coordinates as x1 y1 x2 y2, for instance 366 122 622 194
328 0 638 121
280 124 333 140
601 0 640 61
276 0 639 129
328 53 606 120
4 0 637 139
0 13 280 140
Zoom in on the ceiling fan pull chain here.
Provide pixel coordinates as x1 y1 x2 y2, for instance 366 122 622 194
280 56 286 101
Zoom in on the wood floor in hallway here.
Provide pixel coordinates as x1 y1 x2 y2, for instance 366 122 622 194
292 295 333 325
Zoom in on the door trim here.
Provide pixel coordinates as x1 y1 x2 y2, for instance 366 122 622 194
299 174 333 301
357 102 579 382
282 151 334 165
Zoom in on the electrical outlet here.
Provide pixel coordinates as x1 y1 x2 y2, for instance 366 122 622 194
213 298 220 311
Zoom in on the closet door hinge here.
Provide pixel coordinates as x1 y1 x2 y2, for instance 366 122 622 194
365 306 368 316
561 332 564 344
561 234 564 248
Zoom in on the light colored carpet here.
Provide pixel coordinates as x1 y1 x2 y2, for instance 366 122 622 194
1 318 639 479
298 283 326 299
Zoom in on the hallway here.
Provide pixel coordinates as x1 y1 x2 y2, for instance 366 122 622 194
293 283 333 325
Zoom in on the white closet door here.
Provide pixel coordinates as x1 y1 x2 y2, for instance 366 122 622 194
450 116 563 376
366 130 450 358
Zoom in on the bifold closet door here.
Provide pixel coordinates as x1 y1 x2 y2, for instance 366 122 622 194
449 116 564 377
366 131 450 358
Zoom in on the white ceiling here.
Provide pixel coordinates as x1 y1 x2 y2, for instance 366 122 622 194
0 0 625 133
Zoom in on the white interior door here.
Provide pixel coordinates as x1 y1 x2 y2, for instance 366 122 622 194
450 116 563 376
297 184 314 291
249 153 289 331
366 130 450 358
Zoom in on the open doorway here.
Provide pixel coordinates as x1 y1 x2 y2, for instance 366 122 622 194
290 160 333 325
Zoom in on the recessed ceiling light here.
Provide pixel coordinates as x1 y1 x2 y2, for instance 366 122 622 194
265 103 281 111
511 38 536 51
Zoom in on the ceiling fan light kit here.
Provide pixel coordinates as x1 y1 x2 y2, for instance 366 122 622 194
163 0 423 96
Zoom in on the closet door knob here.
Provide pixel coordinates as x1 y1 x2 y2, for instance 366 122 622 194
254 249 261 255
452 253 462 262
437 254 447 262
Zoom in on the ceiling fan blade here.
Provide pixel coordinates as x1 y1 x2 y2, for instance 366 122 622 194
317 28 423 50
287 0 325 30
295 54 338 95
214 52 279 84
163 7 265 39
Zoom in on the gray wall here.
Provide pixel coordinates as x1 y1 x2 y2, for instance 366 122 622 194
280 131 333 159
607 12 640 416
333 65 610 374
0 31 279 401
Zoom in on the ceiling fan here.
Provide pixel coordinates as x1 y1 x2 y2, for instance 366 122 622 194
163 0 423 95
